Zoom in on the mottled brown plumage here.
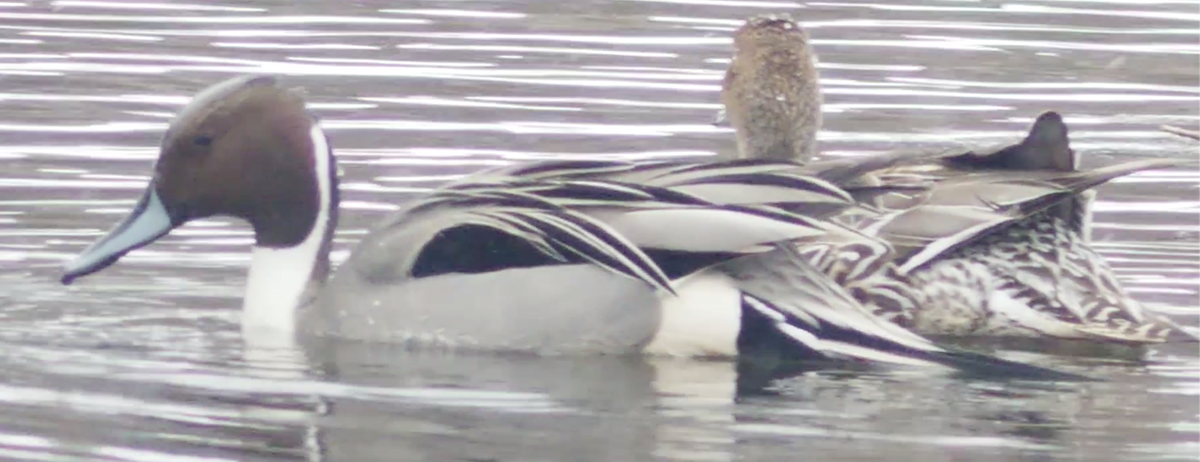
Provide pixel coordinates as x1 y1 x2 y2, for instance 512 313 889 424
721 14 822 162
717 15 1198 346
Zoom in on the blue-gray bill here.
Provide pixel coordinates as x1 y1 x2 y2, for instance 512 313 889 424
61 185 175 285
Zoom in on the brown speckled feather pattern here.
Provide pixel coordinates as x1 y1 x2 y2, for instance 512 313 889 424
808 157 1195 343
907 214 1187 342
721 14 821 162
718 14 1197 345
811 150 1195 343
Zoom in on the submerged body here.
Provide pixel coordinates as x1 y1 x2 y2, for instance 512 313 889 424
719 14 1196 345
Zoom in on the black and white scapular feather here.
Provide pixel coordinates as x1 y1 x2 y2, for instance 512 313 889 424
326 154 1086 380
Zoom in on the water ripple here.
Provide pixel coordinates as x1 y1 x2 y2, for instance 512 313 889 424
0 2 1194 461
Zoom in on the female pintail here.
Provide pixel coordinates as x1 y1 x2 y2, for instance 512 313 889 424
718 14 1198 345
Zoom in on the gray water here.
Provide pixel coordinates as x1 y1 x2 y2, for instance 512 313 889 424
0 0 1197 461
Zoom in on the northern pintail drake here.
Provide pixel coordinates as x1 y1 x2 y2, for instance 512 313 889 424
718 14 1198 345
58 75 1081 378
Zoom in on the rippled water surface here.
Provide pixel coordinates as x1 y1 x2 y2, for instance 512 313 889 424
0 0 1197 461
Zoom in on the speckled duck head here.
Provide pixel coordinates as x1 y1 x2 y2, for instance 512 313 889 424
61 76 338 334
719 13 822 163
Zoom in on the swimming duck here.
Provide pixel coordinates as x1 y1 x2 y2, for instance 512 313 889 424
58 75 1081 378
717 14 1197 344
719 13 821 162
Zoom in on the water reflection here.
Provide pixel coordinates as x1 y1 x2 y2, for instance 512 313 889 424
0 0 1195 461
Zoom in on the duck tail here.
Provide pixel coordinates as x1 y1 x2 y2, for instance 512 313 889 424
1058 158 1195 193
722 246 1092 381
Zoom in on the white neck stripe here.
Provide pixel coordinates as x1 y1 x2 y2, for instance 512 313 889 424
242 123 333 336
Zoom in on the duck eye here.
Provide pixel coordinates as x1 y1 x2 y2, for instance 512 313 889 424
193 135 213 147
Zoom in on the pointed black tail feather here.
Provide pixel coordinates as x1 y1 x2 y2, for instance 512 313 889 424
739 290 1095 381
923 348 1096 382
723 246 1093 381
940 110 1074 172
743 290 1095 381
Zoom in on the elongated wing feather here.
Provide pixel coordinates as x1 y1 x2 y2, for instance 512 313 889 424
585 207 827 253
352 185 676 293
354 164 862 295
723 246 1090 379
851 204 1019 274
867 156 1191 272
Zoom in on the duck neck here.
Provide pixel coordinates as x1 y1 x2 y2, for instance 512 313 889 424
242 124 339 337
